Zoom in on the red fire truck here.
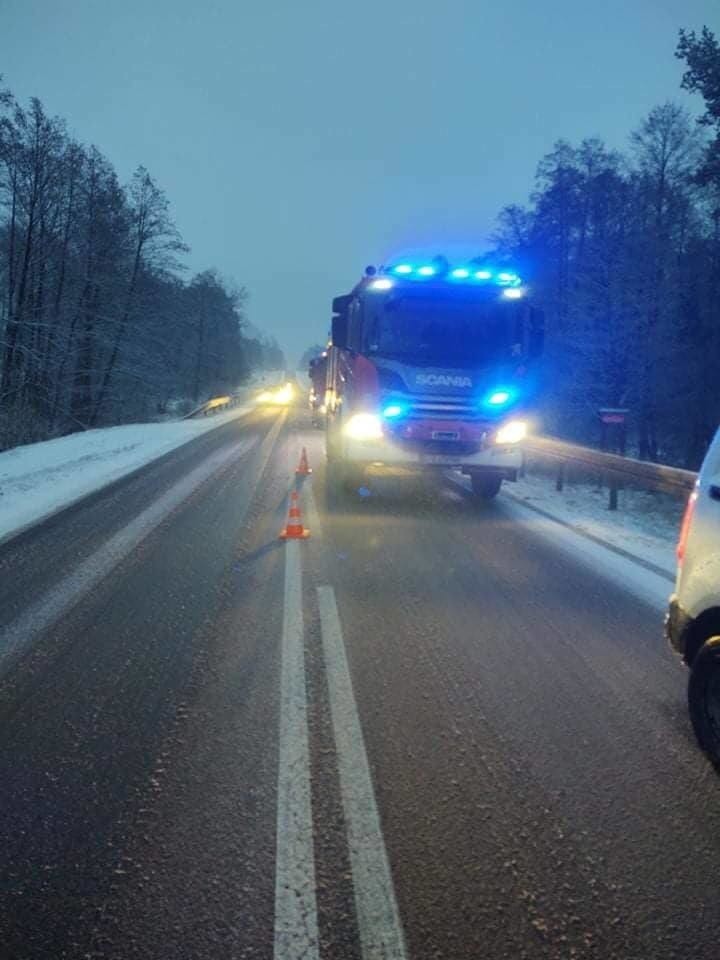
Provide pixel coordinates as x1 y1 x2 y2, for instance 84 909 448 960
325 257 544 499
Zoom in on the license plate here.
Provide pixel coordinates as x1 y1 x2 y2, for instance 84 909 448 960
420 453 457 464
432 430 460 441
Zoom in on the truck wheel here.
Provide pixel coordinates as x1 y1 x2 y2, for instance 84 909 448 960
341 463 366 495
470 472 502 500
327 461 366 499
689 637 720 766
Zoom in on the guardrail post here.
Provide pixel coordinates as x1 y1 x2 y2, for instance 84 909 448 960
608 476 618 511
556 462 565 493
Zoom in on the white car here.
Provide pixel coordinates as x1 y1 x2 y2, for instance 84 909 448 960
667 428 720 763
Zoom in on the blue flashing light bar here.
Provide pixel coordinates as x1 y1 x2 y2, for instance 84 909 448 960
385 261 523 287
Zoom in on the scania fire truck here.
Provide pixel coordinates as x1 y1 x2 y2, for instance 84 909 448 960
325 257 544 499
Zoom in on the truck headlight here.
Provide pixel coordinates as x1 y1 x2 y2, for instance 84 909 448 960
495 419 527 444
343 413 383 440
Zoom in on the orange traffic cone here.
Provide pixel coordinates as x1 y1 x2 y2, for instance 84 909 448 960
280 490 310 539
296 447 312 476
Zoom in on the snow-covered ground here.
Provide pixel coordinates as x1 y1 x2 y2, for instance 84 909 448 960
505 463 685 577
0 374 286 544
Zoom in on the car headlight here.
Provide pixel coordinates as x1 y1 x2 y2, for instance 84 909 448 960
495 419 527 444
343 413 383 440
258 384 293 405
274 383 294 404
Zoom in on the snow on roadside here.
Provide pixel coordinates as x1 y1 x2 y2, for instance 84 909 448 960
0 401 257 544
505 466 684 577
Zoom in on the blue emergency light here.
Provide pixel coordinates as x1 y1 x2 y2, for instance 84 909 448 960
481 387 519 411
382 403 407 419
388 261 522 287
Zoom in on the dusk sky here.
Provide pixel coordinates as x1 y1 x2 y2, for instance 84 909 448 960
3 0 717 363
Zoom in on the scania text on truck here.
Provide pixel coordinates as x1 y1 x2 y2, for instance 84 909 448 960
325 257 544 498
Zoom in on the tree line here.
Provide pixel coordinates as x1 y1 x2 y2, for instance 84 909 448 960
0 82 284 450
491 27 720 468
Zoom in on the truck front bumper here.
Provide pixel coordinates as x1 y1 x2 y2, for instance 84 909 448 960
344 435 523 473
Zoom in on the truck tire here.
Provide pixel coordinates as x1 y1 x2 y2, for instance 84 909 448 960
340 463 366 495
688 636 720 766
327 460 366 499
470 472 503 500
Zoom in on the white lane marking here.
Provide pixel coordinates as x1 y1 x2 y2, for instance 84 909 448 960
0 436 260 671
274 539 319 960
317 585 408 960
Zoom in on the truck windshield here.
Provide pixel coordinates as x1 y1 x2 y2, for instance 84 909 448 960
365 296 520 367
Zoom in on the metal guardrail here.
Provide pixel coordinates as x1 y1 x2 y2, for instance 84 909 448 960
524 436 697 506
182 395 233 420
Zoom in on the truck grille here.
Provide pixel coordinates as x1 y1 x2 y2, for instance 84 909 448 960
393 394 482 421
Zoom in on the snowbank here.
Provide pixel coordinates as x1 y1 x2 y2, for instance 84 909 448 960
0 401 255 545
505 469 683 577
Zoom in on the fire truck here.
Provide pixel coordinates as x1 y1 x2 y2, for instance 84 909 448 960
325 257 544 498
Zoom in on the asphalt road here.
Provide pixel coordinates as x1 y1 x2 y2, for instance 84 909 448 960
1 403 719 960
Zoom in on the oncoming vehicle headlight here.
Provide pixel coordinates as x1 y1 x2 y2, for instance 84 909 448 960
257 383 294 405
343 413 383 440
274 383 294 404
495 419 527 444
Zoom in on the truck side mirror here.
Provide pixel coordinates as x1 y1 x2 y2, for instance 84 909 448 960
331 294 352 349
529 308 545 359
331 312 349 349
332 294 351 315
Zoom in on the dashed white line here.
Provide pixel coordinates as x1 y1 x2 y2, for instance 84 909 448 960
317 584 408 960
274 537 319 960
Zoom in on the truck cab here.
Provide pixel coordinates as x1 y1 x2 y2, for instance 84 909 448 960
325 259 544 498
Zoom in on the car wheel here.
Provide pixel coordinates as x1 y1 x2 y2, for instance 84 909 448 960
470 472 502 500
688 636 720 766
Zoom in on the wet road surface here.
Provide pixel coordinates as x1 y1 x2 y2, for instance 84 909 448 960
1 405 717 960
